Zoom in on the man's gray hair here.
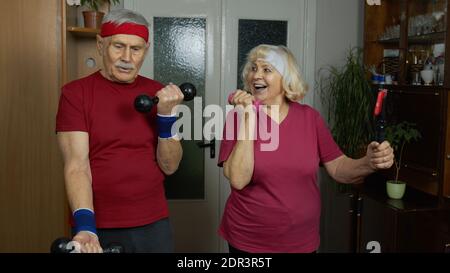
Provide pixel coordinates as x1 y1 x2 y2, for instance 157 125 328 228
102 9 149 27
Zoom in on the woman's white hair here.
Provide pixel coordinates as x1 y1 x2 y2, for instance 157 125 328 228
102 9 149 27
242 44 308 102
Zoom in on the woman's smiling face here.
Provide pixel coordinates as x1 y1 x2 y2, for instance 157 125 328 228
246 60 284 105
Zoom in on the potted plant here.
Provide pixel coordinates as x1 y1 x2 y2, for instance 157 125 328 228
319 47 374 191
319 47 374 159
385 121 421 199
80 0 120 29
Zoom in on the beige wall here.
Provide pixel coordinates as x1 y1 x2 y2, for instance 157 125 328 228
315 0 364 253
314 0 364 111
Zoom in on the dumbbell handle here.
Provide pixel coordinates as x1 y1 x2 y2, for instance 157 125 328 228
374 89 387 143
135 82 196 113
51 237 123 253
228 91 262 109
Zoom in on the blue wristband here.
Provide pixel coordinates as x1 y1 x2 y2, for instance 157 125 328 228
73 209 97 235
157 115 177 139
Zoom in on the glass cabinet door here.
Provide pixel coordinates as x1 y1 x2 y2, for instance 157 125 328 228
365 0 402 85
407 0 447 86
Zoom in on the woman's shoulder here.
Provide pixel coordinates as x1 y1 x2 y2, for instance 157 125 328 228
289 102 322 119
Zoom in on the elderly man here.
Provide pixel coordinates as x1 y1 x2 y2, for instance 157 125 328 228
56 9 183 253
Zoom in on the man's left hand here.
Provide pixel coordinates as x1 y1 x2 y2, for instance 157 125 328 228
156 83 184 116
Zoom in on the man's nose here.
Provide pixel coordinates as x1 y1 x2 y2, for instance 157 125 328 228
121 48 131 62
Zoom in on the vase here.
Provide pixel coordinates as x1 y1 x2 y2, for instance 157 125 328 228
386 180 406 200
82 11 105 29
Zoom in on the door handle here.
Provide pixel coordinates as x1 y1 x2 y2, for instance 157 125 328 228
197 138 216 159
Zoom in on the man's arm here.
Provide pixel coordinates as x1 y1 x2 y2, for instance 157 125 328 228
155 83 185 175
57 132 93 211
57 131 101 253
157 138 182 175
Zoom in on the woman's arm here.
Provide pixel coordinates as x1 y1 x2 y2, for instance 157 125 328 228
324 141 394 184
223 91 256 190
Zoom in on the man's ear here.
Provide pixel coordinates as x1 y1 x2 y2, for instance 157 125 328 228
144 42 150 57
96 35 104 56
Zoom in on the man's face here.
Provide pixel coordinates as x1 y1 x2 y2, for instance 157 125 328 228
97 34 149 83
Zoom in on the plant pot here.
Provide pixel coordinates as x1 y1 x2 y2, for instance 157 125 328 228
83 11 105 29
386 180 406 200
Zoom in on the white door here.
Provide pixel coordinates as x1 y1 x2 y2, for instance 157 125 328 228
125 0 317 253
125 0 222 253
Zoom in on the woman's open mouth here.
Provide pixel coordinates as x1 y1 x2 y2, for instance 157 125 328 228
253 83 268 93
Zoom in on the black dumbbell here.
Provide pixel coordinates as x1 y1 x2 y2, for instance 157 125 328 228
50 237 124 253
134 82 197 113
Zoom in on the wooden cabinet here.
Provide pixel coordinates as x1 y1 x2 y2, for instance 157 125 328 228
357 175 450 253
62 0 109 84
365 0 450 199
325 1 450 253
320 174 450 253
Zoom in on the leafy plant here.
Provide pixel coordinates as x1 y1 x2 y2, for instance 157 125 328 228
385 121 421 184
80 0 121 11
319 47 374 158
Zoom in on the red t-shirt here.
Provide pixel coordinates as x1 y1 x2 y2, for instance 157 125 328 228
218 102 343 253
56 71 168 228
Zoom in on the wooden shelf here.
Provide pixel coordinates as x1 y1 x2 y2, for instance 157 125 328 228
375 31 447 45
372 83 447 92
376 38 400 45
67 26 99 38
408 31 447 45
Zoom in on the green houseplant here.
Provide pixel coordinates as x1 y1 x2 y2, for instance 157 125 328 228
319 47 374 191
385 121 421 199
80 0 120 29
319 47 374 159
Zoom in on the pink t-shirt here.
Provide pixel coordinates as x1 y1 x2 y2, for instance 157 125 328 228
218 102 343 253
56 71 168 228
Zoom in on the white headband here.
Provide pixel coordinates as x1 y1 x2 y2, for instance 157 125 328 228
258 50 287 77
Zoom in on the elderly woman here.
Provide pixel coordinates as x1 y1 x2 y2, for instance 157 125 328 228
218 44 394 253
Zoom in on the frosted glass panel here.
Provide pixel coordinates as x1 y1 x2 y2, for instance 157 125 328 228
237 19 288 88
153 17 206 200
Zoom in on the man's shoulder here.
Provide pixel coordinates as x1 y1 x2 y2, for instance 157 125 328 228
61 71 99 93
137 75 165 89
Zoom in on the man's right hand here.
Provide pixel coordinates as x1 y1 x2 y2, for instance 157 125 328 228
72 231 103 253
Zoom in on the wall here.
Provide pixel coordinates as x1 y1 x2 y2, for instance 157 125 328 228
314 0 364 111
314 0 364 253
